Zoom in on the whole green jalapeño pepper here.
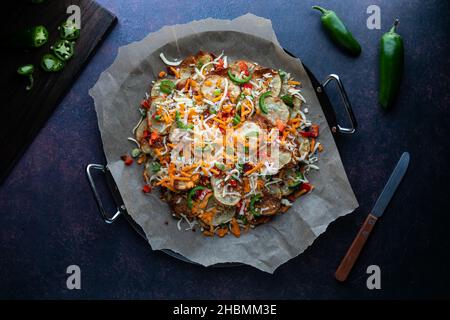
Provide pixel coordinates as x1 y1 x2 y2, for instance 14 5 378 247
312 6 361 56
17 64 34 90
41 54 65 72
51 39 75 61
379 19 404 109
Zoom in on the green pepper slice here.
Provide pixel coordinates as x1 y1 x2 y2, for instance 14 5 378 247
175 111 194 130
131 148 141 158
17 64 34 90
59 20 80 41
215 163 226 171
160 79 175 94
187 186 209 209
150 162 161 173
258 91 272 114
281 95 294 107
9 25 49 48
32 25 49 47
249 194 262 216
41 54 65 72
51 39 74 61
232 113 241 125
228 69 252 84
288 172 305 189
278 69 287 81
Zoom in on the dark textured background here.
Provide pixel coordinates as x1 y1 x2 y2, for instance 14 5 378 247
1 0 449 299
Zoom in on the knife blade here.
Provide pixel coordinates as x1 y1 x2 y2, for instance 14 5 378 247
335 152 410 282
371 152 410 217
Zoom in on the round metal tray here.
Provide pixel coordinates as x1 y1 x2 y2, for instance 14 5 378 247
86 49 357 267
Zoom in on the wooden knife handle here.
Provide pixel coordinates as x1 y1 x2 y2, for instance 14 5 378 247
335 214 378 282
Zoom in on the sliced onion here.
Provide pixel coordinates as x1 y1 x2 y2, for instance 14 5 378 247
159 52 181 66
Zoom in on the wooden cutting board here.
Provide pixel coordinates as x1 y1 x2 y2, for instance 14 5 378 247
0 0 117 184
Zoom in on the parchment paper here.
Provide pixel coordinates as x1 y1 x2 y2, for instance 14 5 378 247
89 14 359 273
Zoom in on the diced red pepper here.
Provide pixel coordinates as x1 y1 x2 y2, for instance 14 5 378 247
148 131 160 146
238 61 248 71
276 119 286 133
195 189 203 198
229 179 238 187
197 189 211 200
299 125 319 138
301 182 312 193
243 163 253 172
300 131 315 138
142 129 151 139
121 154 133 166
310 124 319 137
142 185 152 193
215 58 224 71
299 131 314 137
200 175 210 185
287 194 296 202
141 99 150 109
150 131 159 141
243 83 252 90
238 61 250 76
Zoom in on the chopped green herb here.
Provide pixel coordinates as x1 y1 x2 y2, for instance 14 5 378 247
250 194 262 216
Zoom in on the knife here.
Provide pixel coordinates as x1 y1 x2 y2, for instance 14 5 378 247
335 152 410 282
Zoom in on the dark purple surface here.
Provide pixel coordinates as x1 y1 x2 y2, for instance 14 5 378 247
1 0 449 299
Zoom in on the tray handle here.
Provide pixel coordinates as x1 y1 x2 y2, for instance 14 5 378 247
86 164 124 224
320 74 357 134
